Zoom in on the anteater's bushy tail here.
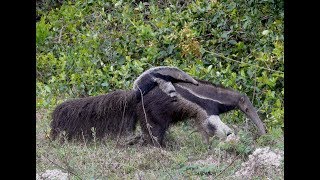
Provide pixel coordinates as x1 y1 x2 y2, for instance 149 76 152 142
50 89 140 141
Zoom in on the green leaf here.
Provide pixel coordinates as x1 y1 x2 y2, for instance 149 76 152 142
44 86 51 93
101 82 108 87
221 31 229 39
229 40 237 45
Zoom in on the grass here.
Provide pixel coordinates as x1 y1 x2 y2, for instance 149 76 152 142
36 107 284 180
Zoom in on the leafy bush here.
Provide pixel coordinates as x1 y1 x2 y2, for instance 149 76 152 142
36 0 283 130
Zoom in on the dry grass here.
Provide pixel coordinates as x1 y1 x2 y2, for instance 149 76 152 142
36 108 284 180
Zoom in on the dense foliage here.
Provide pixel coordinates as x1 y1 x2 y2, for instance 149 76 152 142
36 0 284 130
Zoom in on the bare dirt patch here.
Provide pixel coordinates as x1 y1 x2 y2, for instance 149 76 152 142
36 169 68 180
234 147 283 179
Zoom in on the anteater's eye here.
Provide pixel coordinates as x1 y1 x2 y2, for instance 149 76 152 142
245 108 249 112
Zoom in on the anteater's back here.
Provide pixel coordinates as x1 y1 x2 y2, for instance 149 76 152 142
50 90 138 141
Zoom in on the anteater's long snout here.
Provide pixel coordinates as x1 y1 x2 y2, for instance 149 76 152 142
239 96 267 136
249 113 267 135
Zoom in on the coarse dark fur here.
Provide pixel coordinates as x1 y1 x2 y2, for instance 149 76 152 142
50 90 139 141
49 66 198 141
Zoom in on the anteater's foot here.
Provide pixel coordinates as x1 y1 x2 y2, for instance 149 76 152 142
125 134 143 145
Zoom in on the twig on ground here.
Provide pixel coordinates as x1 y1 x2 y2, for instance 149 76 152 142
42 154 83 180
58 26 64 43
136 86 160 147
213 153 241 179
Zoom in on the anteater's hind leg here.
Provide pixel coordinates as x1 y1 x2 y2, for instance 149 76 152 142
49 128 59 141
125 133 143 145
126 113 138 135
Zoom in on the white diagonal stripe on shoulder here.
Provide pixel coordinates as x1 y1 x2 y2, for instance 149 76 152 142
176 84 224 104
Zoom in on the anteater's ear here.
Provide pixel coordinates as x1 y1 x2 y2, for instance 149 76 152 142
239 97 245 103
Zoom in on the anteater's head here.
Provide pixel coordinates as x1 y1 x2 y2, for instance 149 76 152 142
152 67 199 86
237 95 266 135
175 71 199 86
203 115 234 139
